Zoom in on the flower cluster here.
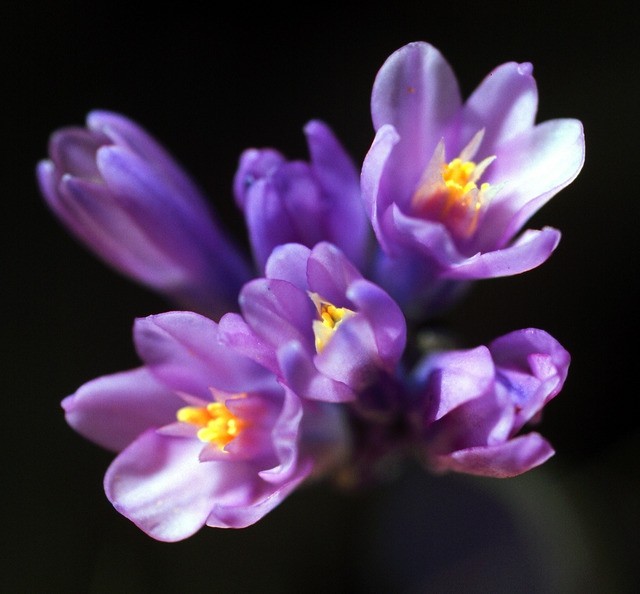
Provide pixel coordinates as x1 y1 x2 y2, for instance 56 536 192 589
39 41 584 541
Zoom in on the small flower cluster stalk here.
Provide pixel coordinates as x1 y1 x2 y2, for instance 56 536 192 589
38 41 584 541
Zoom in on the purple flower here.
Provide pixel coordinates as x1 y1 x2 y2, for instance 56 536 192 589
37 110 252 319
362 42 585 312
411 328 570 478
219 241 407 403
62 311 348 541
233 120 370 272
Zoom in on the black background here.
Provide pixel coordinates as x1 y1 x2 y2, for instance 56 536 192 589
3 2 638 592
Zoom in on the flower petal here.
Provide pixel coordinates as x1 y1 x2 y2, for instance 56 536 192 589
314 315 378 388
387 202 463 266
56 174 187 285
96 145 238 267
304 120 368 269
259 386 304 483
306 241 363 305
238 278 316 348
277 340 355 402
105 430 233 541
429 433 555 478
264 243 312 289
88 110 213 214
490 328 570 427
461 61 538 154
241 174 304 271
480 118 585 249
206 462 312 529
233 147 285 210
442 227 561 279
48 127 104 177
361 124 401 251
415 346 495 421
134 312 272 397
217 312 280 375
346 278 406 367
62 367 180 452
371 42 461 203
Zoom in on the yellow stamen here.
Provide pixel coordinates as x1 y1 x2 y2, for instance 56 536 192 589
309 293 356 352
176 400 247 450
412 130 496 239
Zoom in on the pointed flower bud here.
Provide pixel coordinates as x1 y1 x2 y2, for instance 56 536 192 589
37 110 252 318
411 328 570 478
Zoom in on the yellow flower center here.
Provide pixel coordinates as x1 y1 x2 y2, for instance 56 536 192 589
176 400 247 450
309 292 356 352
412 130 496 239
443 158 489 203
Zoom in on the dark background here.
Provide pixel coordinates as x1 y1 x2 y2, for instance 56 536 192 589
3 2 637 592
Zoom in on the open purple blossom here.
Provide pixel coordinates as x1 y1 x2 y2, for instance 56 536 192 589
37 110 253 319
411 328 570 478
233 120 371 273
218 241 407 403
362 42 585 315
62 311 349 541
